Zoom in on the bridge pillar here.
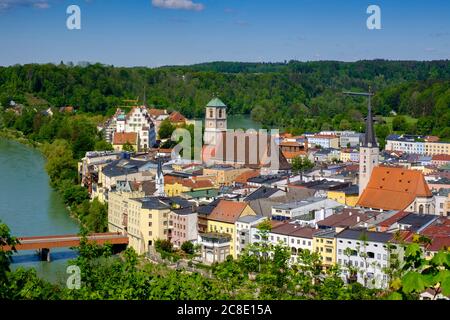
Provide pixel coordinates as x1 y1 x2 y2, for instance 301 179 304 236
39 248 51 262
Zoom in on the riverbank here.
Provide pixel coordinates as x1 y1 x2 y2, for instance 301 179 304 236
0 138 80 283
0 129 106 232
0 128 41 148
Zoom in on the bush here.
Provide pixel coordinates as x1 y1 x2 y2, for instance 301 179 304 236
181 241 194 255
155 239 173 253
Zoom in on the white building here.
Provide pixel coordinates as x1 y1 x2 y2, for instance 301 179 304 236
235 215 267 256
271 197 342 222
336 229 399 289
103 106 156 151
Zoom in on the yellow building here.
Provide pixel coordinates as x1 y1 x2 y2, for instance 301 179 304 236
108 191 173 255
327 185 359 207
164 177 216 197
425 141 450 156
203 165 253 186
112 132 139 152
312 229 337 267
206 200 256 258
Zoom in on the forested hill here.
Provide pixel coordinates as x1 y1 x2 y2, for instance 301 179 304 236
0 60 449 138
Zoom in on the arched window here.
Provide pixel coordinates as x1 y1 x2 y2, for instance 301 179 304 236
291 247 297 255
419 205 424 214
209 108 213 118
219 108 223 118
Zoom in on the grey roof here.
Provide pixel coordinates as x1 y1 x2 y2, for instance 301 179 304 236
197 199 220 216
237 215 265 224
134 196 192 211
248 199 280 217
102 159 155 177
337 229 393 243
135 197 169 210
397 214 438 232
243 187 282 201
248 174 288 185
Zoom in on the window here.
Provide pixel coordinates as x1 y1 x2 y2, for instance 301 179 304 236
148 214 152 219
302 240 306 245
209 109 213 118
148 231 152 236
338 259 342 264
338 249 342 255
148 222 152 227
367 252 375 259
377 253 381 260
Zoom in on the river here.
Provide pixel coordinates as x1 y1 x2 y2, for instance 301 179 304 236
0 138 80 284
0 115 260 284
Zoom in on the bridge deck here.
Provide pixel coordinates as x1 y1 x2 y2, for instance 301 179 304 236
0 233 129 251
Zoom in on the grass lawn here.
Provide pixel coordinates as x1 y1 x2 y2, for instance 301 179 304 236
383 116 418 131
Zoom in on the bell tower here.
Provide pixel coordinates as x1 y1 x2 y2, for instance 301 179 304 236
204 97 227 145
344 89 379 196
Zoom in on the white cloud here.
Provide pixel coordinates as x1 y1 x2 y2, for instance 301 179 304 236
0 0 51 11
152 0 204 11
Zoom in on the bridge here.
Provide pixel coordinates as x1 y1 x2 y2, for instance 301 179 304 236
1 232 129 261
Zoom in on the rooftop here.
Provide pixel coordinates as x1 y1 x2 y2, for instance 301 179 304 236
206 97 227 108
337 229 393 243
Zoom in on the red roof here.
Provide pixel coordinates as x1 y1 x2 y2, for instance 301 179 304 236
169 111 186 123
209 200 250 224
234 169 260 184
113 132 138 145
271 223 318 239
432 154 450 161
357 166 432 211
149 108 168 117
282 150 307 160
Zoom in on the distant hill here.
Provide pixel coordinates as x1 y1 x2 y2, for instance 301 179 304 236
0 60 448 138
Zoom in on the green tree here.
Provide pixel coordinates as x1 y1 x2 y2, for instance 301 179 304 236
94 140 114 151
158 119 175 140
181 241 194 255
121 141 135 152
291 156 314 181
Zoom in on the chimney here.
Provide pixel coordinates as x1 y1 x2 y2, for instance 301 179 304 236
357 216 360 223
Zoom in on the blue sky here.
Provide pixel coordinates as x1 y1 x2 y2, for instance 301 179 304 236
0 0 449 66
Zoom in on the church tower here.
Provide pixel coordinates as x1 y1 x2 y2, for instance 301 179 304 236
359 92 379 196
204 97 227 145
154 157 165 197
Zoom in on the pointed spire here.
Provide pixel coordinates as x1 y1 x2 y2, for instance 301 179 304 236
157 157 162 177
364 87 378 148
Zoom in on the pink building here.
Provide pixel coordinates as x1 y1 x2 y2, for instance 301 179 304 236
169 208 198 248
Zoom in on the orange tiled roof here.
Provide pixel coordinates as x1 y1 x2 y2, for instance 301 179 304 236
149 108 167 117
357 166 432 211
169 111 186 123
280 141 302 147
113 132 138 145
209 200 249 224
282 150 307 160
235 169 260 184
181 179 214 189
432 154 450 161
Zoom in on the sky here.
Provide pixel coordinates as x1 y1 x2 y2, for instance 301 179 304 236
0 0 449 67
